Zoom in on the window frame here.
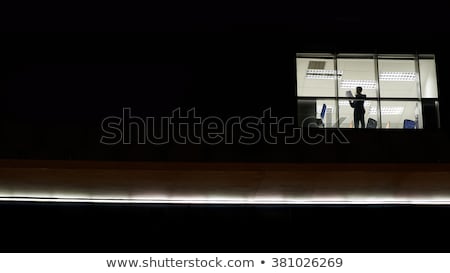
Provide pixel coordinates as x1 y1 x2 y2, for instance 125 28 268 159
296 53 440 129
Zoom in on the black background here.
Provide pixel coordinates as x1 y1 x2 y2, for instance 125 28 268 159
1 2 450 252
3 202 450 252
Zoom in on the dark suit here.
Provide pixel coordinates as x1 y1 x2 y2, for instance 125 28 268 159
350 94 366 128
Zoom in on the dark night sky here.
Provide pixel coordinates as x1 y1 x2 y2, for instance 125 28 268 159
1 1 449 32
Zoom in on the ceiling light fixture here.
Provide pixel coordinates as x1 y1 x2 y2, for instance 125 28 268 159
379 72 417 81
305 69 343 80
340 80 377 89
339 100 372 107
369 106 404 115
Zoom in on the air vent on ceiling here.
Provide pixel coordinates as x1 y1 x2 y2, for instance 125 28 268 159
308 61 326 70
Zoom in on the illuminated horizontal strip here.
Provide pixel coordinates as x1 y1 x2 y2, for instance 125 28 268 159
2 196 450 205
369 106 404 115
338 102 404 115
340 80 377 89
339 100 372 107
305 69 343 80
379 71 417 81
307 71 417 82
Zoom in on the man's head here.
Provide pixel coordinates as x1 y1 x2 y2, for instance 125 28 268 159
356 86 363 94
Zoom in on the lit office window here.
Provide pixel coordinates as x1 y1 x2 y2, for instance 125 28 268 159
337 56 377 98
315 99 337 128
378 57 419 98
297 56 337 97
379 101 422 129
296 53 440 129
297 98 337 128
419 56 439 98
338 99 379 128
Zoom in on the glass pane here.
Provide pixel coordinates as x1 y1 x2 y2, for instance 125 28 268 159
297 98 316 127
297 99 337 127
380 101 422 129
338 58 377 98
419 59 438 98
338 99 378 128
297 58 337 97
378 59 419 98
316 99 337 128
422 99 440 128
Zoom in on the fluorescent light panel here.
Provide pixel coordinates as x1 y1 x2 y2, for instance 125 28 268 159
380 72 417 81
306 69 343 80
369 106 404 115
339 101 372 107
338 102 403 115
340 80 377 89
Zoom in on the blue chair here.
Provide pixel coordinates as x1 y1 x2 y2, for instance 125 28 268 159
403 119 416 129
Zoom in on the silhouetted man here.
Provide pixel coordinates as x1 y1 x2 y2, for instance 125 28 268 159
350 86 366 128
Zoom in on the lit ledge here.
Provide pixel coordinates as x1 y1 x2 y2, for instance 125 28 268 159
1 160 450 205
